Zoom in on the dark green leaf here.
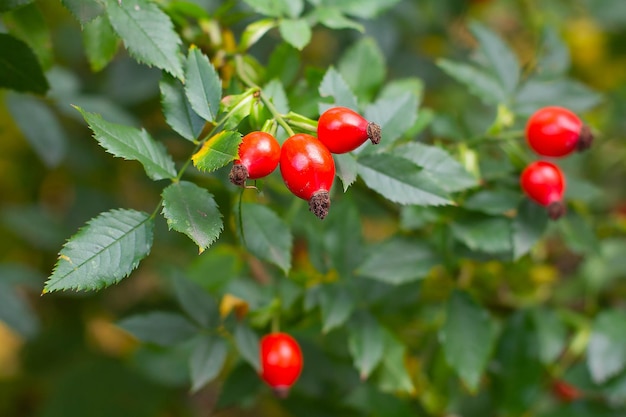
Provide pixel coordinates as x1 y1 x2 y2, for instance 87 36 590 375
83 15 119 72
464 189 521 215
1 204 68 250
357 238 439 285
587 309 626 383
514 79 602 116
530 308 567 365
184 46 222 122
438 59 506 105
61 0 104 24
324 197 363 277
357 154 452 206
242 0 302 17
3 3 53 68
266 43 300 86
536 27 570 77
338 37 385 101
160 74 205 141
556 209 599 255
308 7 364 32
105 0 183 79
318 66 358 112
171 273 219 328
451 215 512 254
239 203 292 274
192 131 243 173
7 93 66 167
364 93 417 146
512 199 548 260
311 0 401 18
348 313 385 379
263 79 289 114
319 286 355 333
44 209 154 292
0 282 39 339
234 323 260 371
161 181 223 253
0 33 48 94
376 331 414 394
0 263 44 287
278 18 311 50
189 335 228 392
0 0 32 12
441 291 496 392
117 312 197 346
334 153 358 191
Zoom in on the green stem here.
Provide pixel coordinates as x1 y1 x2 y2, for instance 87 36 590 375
464 129 525 147
238 188 246 247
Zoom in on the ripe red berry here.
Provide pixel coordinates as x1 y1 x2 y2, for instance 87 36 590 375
520 161 566 220
260 332 303 398
280 133 335 219
551 380 583 402
526 106 593 157
229 131 280 187
317 106 381 154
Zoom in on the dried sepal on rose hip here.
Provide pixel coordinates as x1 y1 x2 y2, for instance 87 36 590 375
229 131 281 187
317 106 381 154
520 161 567 220
259 332 303 398
526 106 593 157
280 133 335 220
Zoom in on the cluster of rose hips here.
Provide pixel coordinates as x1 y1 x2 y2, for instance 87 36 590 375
520 106 594 220
229 106 381 219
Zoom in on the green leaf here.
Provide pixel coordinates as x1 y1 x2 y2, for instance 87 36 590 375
464 189 521 215
556 208 600 255
0 33 48 94
7 93 66 167
1 204 68 250
184 46 222 122
536 27 570 77
530 308 567 365
451 215 512 254
437 59 506 105
189 335 228 392
239 203 292 274
357 154 452 206
76 107 177 180
278 18 311 50
514 78 602 116
104 0 183 79
357 238 439 285
0 262 44 287
263 78 289 114
308 7 364 32
470 22 520 96
3 3 53 69
234 323 260 371
61 0 104 24
338 38 385 101
311 0 402 18
266 44 301 86
117 312 197 346
392 143 478 193
441 291 496 392
83 15 119 72
364 93 418 146
160 74 205 142
161 181 223 253
587 309 626 383
333 153 358 191
192 131 243 173
239 18 277 51
0 282 39 339
376 331 414 394
512 199 548 260
44 209 154 293
324 197 363 277
0 0 32 13
319 66 358 112
319 286 355 333
242 0 302 18
348 313 385 379
171 273 219 328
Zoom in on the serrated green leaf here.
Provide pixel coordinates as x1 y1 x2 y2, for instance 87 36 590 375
357 154 452 206
364 93 417 146
171 273 219 328
530 308 567 365
0 282 39 339
83 15 119 72
161 181 223 253
0 0 32 12
105 0 183 79
334 153 358 192
76 107 177 180
278 18 311 50
234 323 260 371
348 313 384 380
118 311 197 346
464 189 521 215
189 335 228 392
7 93 66 167
45 209 154 292
320 286 355 333
239 18 277 51
61 0 104 24
192 131 242 173
0 33 48 94
470 22 520 96
588 310 626 383
242 0 302 17
438 59 506 105
357 238 439 285
160 74 205 141
451 215 512 254
239 203 292 274
392 143 478 193
184 46 222 122
514 78 602 116
512 199 548 260
338 38 385 101
308 7 364 32
3 3 53 69
441 291 496 392
319 66 358 112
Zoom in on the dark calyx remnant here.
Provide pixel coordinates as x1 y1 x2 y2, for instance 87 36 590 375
367 122 381 145
309 190 330 220
577 125 594 152
229 164 249 187
547 201 566 220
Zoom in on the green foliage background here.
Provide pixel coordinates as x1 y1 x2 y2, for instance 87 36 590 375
2 0 626 416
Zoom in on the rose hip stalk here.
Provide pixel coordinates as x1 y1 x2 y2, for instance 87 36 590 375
260 332 303 398
317 106 381 154
229 131 281 187
280 133 335 220
526 106 593 157
520 161 567 220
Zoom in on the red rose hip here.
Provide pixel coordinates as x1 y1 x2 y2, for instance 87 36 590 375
526 106 593 157
280 133 335 219
317 106 381 154
229 131 280 186
260 332 303 398
520 161 566 220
